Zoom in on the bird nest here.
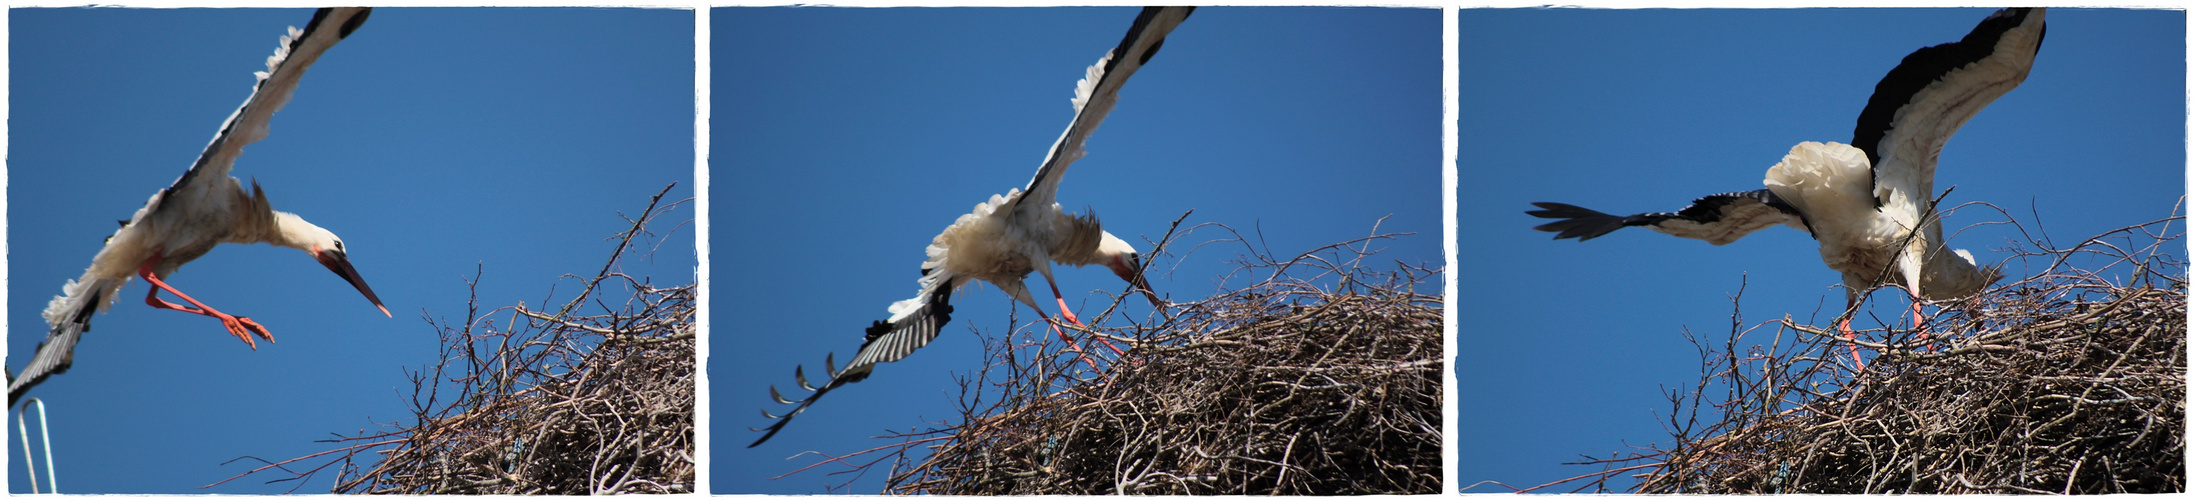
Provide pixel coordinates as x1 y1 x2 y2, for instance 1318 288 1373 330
789 219 1443 494
1543 213 2186 494
215 184 694 494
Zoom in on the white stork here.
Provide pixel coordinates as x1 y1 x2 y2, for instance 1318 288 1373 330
1527 8 2043 365
749 6 1189 448
9 8 385 406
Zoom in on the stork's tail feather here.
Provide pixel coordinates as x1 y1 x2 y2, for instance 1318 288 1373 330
1527 202 1637 241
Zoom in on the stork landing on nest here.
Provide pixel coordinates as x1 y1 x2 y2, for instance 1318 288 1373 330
750 6 1189 448
1529 8 2042 368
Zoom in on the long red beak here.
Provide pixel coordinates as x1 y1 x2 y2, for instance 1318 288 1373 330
1130 272 1162 309
1115 255 1164 309
317 250 390 317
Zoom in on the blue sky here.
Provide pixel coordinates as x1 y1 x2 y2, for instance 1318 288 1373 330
1459 8 2182 492
8 8 693 493
715 7 1442 494
9 6 2179 496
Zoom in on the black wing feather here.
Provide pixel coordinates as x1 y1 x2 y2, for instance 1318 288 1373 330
1852 8 2044 206
7 301 94 407
1529 189 1807 242
160 8 371 213
1014 6 1195 212
748 287 954 447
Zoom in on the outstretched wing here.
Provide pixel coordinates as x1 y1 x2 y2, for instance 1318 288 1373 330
8 8 369 408
749 279 955 447
1529 189 1809 246
1012 6 1195 212
157 7 371 215
1854 8 2044 209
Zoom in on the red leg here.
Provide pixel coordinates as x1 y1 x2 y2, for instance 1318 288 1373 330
1910 301 1923 329
1041 273 1127 357
1035 309 1105 372
1080 328 1128 357
1840 296 1866 370
1047 299 1127 357
139 257 273 349
1910 299 1930 341
1044 277 1087 327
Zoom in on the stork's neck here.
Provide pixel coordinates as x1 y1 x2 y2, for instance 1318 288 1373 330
1049 212 1109 266
261 211 332 252
218 179 290 248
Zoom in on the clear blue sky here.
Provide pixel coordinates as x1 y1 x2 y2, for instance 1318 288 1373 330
1459 8 2182 492
8 8 693 493
715 7 1442 494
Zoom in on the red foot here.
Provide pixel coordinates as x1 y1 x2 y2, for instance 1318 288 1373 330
217 313 274 350
139 255 276 349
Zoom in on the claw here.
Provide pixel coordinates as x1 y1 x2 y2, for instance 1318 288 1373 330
244 316 272 340
221 315 272 350
228 327 259 350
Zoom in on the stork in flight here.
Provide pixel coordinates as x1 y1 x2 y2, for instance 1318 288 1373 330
1527 8 2042 365
749 6 1190 448
9 8 385 406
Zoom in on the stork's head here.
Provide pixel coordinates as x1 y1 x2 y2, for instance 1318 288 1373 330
275 212 391 318
1097 231 1164 308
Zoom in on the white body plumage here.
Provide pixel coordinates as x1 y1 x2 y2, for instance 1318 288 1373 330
1763 141 1995 303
